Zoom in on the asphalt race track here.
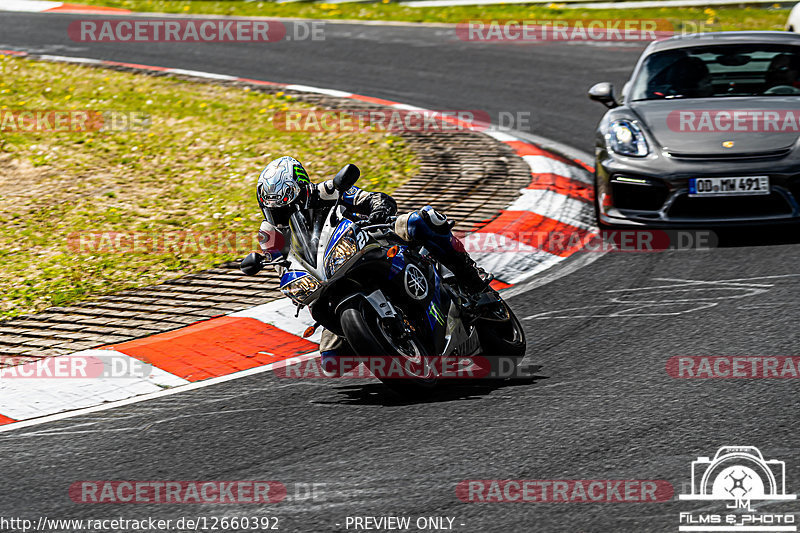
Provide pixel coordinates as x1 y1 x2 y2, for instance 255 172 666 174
1 13 800 532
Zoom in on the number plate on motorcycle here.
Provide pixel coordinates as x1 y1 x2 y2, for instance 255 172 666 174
688 176 769 197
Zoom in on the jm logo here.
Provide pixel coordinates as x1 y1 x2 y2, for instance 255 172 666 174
725 469 754 511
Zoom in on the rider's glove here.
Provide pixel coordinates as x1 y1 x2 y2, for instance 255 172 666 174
367 192 397 225
368 207 392 225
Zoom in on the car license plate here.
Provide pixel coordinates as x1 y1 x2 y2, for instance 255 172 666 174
688 176 770 197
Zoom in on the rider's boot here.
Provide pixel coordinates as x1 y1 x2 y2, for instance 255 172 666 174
320 350 340 377
444 251 492 296
320 330 349 377
397 205 492 295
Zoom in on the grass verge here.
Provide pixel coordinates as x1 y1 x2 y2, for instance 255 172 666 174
0 55 416 318
74 1 791 32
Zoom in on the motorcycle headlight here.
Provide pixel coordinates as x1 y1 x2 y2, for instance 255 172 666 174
325 231 358 278
281 274 321 304
607 120 649 157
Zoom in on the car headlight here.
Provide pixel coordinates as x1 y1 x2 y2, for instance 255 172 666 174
280 273 321 304
325 231 359 278
607 120 648 157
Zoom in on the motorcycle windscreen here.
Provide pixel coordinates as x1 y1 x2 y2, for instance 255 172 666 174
288 208 329 268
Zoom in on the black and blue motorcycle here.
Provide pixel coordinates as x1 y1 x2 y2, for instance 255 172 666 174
242 165 526 395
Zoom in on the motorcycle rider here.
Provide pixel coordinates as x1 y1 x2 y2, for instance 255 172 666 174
242 156 489 371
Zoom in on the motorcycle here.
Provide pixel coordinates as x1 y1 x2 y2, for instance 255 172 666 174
241 164 526 394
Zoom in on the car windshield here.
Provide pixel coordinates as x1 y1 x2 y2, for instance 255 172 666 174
629 43 800 101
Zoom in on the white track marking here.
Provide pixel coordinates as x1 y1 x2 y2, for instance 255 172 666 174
698 274 800 283
401 0 778 7
0 352 319 433
39 54 102 64
470 246 564 285
167 68 237 80
523 155 592 182
510 130 595 177
507 257 567 284
230 299 322 343
525 301 721 319
523 276 800 320
389 103 427 111
483 129 518 142
285 84 353 97
502 251 606 299
0 0 60 11
507 188 596 231
604 277 783 292
474 250 563 283
0 350 188 420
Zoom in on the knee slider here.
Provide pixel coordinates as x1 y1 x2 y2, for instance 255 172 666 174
420 205 454 234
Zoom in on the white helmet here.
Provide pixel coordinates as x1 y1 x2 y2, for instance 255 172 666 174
256 156 310 216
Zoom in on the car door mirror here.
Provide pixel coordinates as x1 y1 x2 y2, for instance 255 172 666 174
588 82 619 109
333 164 360 192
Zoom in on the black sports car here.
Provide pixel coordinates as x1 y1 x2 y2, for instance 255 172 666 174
589 31 800 226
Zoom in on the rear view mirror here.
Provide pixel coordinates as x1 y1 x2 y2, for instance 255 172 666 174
717 53 750 67
240 252 265 276
588 82 618 109
333 164 360 192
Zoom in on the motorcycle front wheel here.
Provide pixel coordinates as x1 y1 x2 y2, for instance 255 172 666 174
339 299 438 395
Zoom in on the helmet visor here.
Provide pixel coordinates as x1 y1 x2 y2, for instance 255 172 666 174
258 179 301 209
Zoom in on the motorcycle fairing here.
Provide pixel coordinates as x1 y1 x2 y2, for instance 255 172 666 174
324 219 356 257
280 270 312 288
442 300 481 357
388 249 408 280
